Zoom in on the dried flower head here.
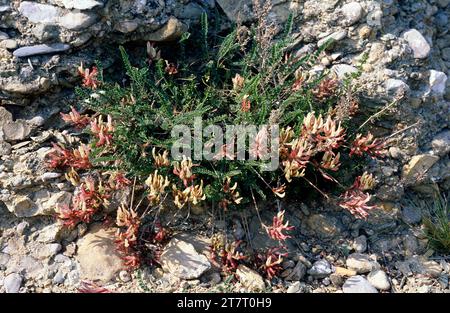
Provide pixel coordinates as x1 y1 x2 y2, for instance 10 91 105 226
211 240 247 272
350 132 386 158
338 175 378 219
116 205 139 229
312 78 338 102
232 73 245 91
173 156 196 187
257 247 288 279
165 61 178 75
47 143 92 170
60 106 90 130
189 180 206 205
105 171 131 191
65 167 80 186
320 151 341 171
219 177 243 210
359 172 376 190
249 127 268 159
152 148 170 167
339 189 375 219
241 94 251 112
147 41 161 65
145 170 170 205
282 137 311 182
78 62 99 89
213 141 236 161
172 185 190 209
90 115 114 147
264 210 294 241
272 184 286 198
291 76 305 92
115 205 141 269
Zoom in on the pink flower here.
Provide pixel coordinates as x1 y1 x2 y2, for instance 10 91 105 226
264 210 294 241
78 63 99 89
338 175 378 219
249 127 268 159
213 141 235 160
241 95 251 112
350 132 386 158
90 115 114 147
60 106 90 130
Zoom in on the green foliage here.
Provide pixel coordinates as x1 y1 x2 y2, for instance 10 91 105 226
76 12 362 210
423 191 450 253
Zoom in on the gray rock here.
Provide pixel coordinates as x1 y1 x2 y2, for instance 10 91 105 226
442 47 450 61
52 269 66 284
366 3 382 26
346 253 377 273
402 154 440 183
341 2 363 25
429 70 447 95
178 3 205 19
343 275 378 293
0 141 12 155
143 17 188 42
0 39 17 50
13 43 71 58
36 243 62 260
438 274 449 289
236 264 265 291
160 238 211 280
385 79 410 96
18 2 62 24
331 64 358 80
0 31 9 40
0 5 11 13
403 29 431 59
401 206 422 224
76 224 124 283
0 106 12 124
56 0 104 10
3 273 22 293
36 224 64 243
287 281 303 293
115 20 139 33
1 121 31 141
437 0 450 8
286 261 307 281
403 234 419 256
54 254 71 264
4 273 22 293
318 30 347 48
367 269 390 290
395 256 443 278
119 270 131 283
353 235 367 253
306 214 342 239
16 221 29 235
215 0 253 23
431 130 450 156
39 172 62 182
307 259 332 278
59 12 98 30
65 270 81 286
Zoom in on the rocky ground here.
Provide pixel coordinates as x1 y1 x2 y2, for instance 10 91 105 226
1 198 450 293
1 0 450 293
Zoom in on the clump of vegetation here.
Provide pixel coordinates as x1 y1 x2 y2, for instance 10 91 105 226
46 1 387 280
423 190 450 253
